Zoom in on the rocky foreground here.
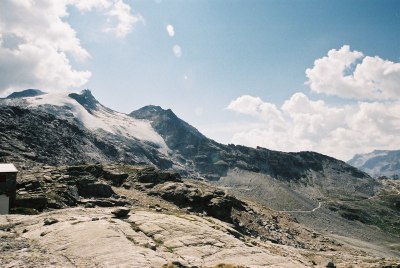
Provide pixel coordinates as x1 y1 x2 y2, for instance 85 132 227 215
1 164 399 267
2 207 308 267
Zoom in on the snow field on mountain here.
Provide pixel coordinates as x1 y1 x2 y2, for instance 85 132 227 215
25 91 169 155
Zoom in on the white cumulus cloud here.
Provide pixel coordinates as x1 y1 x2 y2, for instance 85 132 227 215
226 93 400 160
166 24 175 37
103 0 144 38
306 45 400 101
0 0 143 95
227 95 284 121
224 46 400 160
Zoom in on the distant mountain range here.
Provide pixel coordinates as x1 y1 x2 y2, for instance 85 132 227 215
348 150 400 179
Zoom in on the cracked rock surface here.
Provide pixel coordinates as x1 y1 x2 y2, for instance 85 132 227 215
2 207 399 268
2 208 307 268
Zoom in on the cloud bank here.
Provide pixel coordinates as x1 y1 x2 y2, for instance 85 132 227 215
0 0 143 95
227 46 400 160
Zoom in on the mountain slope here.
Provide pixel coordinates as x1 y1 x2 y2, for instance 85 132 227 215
6 90 168 152
348 150 400 178
0 106 175 169
131 106 365 181
0 90 175 169
131 105 375 199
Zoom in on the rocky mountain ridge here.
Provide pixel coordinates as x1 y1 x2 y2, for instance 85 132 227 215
131 105 367 181
0 89 375 198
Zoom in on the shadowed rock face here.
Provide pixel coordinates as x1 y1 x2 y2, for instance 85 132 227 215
13 164 128 211
0 106 119 166
68 90 99 112
149 181 246 223
0 106 173 169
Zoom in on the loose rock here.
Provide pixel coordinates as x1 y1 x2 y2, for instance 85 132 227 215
43 218 58 226
111 207 130 218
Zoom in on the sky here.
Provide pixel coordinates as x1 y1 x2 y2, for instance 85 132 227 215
0 0 400 161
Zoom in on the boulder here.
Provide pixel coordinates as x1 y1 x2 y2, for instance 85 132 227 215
325 261 336 268
136 171 181 184
77 181 114 198
85 202 95 208
111 207 130 218
91 198 130 207
149 182 245 223
15 194 48 211
67 165 103 177
43 218 59 226
103 170 128 186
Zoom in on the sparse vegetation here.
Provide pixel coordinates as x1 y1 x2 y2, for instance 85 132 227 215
327 198 400 235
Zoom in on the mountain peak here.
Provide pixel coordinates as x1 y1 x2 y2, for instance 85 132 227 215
131 105 177 120
6 89 45 99
130 105 208 153
68 89 99 111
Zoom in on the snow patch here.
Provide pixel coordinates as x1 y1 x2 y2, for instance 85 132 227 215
25 91 169 155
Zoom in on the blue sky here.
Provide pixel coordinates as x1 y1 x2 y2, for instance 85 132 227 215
1 0 400 160
71 0 400 111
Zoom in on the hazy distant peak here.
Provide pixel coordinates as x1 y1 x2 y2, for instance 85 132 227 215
348 149 400 178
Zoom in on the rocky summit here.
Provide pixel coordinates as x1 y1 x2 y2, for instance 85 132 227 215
0 89 399 267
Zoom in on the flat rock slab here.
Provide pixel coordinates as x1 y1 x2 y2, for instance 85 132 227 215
129 211 306 267
2 208 307 267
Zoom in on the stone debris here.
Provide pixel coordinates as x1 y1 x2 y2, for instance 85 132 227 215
111 207 130 218
43 218 58 226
